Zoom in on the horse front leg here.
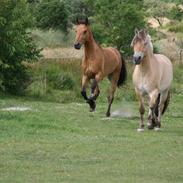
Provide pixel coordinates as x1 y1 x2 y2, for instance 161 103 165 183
87 81 100 112
148 89 159 130
135 88 145 131
81 75 89 101
87 73 102 112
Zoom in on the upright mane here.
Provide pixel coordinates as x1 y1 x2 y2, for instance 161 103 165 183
131 29 153 52
146 34 153 52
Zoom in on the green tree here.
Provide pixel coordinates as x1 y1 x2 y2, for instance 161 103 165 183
144 0 171 26
0 0 39 94
35 0 69 32
89 0 145 55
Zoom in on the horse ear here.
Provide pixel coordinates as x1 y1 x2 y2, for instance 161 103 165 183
143 29 148 35
76 17 79 25
135 28 139 35
85 17 89 25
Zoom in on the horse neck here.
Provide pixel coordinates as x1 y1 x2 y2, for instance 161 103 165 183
138 46 154 74
84 29 98 59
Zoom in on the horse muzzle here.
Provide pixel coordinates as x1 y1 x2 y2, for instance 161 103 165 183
74 42 82 50
133 57 142 65
133 53 144 65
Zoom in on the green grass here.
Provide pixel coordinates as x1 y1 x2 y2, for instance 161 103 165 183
0 93 183 183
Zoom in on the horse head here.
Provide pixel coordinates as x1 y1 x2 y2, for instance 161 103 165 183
74 17 90 50
131 29 153 65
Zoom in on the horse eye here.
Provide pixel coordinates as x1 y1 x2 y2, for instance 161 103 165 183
84 30 87 34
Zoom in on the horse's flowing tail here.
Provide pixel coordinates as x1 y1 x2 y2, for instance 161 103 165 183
117 56 127 87
154 90 171 117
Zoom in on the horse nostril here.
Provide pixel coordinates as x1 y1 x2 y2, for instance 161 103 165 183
74 43 81 50
138 56 141 60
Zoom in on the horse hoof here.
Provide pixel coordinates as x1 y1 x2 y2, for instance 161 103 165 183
87 99 96 110
154 127 161 131
89 108 95 112
106 112 110 117
137 128 144 132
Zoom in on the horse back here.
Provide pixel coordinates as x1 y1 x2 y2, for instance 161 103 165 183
102 47 122 74
154 54 173 90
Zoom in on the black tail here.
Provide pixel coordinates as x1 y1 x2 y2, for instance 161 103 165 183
154 91 170 117
117 56 127 87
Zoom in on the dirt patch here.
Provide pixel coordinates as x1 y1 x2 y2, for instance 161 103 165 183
1 107 32 111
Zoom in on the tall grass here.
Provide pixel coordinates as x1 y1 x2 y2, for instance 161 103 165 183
31 29 75 48
24 58 182 103
25 58 82 103
168 20 183 33
24 58 136 103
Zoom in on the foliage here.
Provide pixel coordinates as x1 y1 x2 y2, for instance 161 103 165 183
167 5 183 21
144 0 171 26
35 0 69 32
25 59 82 102
88 0 145 55
65 0 94 25
0 0 40 94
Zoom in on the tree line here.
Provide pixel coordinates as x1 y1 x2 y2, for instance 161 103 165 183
0 0 182 94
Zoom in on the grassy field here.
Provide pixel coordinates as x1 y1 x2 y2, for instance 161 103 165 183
0 92 183 183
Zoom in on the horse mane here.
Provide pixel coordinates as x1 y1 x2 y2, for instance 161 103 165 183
131 29 153 52
146 34 153 52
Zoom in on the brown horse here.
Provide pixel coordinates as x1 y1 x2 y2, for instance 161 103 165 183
74 17 126 116
131 29 173 131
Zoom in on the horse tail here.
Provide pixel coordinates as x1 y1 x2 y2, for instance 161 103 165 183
117 56 127 87
154 90 170 116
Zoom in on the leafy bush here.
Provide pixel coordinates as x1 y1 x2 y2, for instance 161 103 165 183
53 73 75 90
0 0 40 94
168 5 183 21
25 59 82 102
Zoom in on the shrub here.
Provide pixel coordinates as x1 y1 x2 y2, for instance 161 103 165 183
0 0 40 94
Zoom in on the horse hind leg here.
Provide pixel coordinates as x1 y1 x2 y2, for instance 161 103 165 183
135 88 145 131
155 90 169 131
106 72 119 117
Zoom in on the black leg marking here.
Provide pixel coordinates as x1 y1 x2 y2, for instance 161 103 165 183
81 90 88 100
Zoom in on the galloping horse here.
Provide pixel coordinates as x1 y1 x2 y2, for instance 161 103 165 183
131 29 173 131
74 17 126 116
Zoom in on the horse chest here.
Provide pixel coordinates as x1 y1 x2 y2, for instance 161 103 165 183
83 65 96 78
136 77 150 96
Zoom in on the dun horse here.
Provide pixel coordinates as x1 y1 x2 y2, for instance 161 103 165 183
131 29 173 131
74 17 126 116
